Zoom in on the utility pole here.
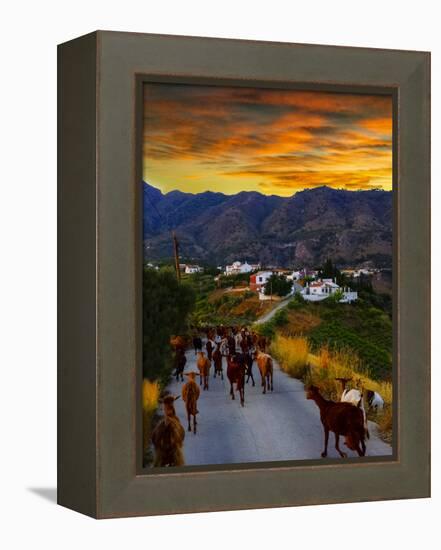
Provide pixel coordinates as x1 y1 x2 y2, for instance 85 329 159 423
172 231 181 282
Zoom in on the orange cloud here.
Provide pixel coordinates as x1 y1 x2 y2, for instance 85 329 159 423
143 83 393 195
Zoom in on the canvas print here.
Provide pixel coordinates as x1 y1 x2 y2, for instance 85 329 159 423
142 83 393 468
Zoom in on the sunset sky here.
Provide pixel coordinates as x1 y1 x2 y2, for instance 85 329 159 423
143 83 393 197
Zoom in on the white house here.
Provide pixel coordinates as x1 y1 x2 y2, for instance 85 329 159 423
250 271 273 292
301 279 357 303
341 267 378 279
287 270 302 281
224 261 259 276
184 264 203 274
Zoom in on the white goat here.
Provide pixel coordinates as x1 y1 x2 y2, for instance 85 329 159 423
366 389 384 412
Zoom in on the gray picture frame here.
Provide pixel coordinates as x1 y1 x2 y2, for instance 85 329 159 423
58 31 430 519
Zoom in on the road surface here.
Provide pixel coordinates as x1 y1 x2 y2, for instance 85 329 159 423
254 297 291 324
163 346 392 466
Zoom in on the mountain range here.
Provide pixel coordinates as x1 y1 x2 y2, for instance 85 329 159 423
143 182 392 268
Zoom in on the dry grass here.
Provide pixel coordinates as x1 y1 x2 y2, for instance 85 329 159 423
376 405 393 443
271 335 393 441
230 295 273 318
280 310 322 337
271 335 310 379
143 379 160 411
142 379 160 461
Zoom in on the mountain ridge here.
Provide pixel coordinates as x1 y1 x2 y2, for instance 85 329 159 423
143 182 392 268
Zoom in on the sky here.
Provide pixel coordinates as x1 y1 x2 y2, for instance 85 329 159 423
143 83 393 197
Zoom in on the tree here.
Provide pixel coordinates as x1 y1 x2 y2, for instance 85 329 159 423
143 267 195 382
318 258 347 286
320 258 337 278
325 288 344 304
264 274 293 297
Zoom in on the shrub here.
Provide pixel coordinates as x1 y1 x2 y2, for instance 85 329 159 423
143 268 195 383
254 320 275 340
288 292 306 309
324 289 344 304
142 379 160 465
273 308 289 327
318 346 331 370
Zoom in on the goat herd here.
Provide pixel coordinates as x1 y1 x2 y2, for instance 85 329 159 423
151 326 385 467
151 326 272 467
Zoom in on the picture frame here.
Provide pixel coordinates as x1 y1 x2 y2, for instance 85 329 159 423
58 31 430 518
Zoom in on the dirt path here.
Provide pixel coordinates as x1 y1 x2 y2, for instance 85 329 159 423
164 346 392 466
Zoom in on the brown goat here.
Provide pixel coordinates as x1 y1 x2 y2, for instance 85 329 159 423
151 395 185 467
254 351 274 394
306 385 366 458
196 351 211 390
170 335 186 353
256 334 267 352
226 354 246 406
212 345 224 380
182 372 200 434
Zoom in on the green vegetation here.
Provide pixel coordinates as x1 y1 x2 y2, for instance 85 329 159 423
143 267 195 385
308 321 391 380
142 268 196 466
185 270 273 326
279 297 392 381
217 272 252 288
264 273 293 297
287 292 306 309
318 258 342 282
254 307 290 340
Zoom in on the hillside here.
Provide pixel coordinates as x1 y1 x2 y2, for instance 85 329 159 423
143 182 392 267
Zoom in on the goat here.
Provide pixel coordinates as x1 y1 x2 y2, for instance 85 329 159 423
196 351 210 390
151 395 185 467
174 348 186 382
254 350 274 394
240 337 249 354
170 335 186 354
227 354 246 406
335 377 370 439
244 351 255 386
205 339 214 361
227 335 236 356
365 389 384 412
192 335 203 354
182 372 200 434
212 344 224 380
306 385 366 458
234 332 242 351
219 337 229 356
256 334 267 352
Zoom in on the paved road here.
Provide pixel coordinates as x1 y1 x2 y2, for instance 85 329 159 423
163 347 392 466
254 297 291 324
